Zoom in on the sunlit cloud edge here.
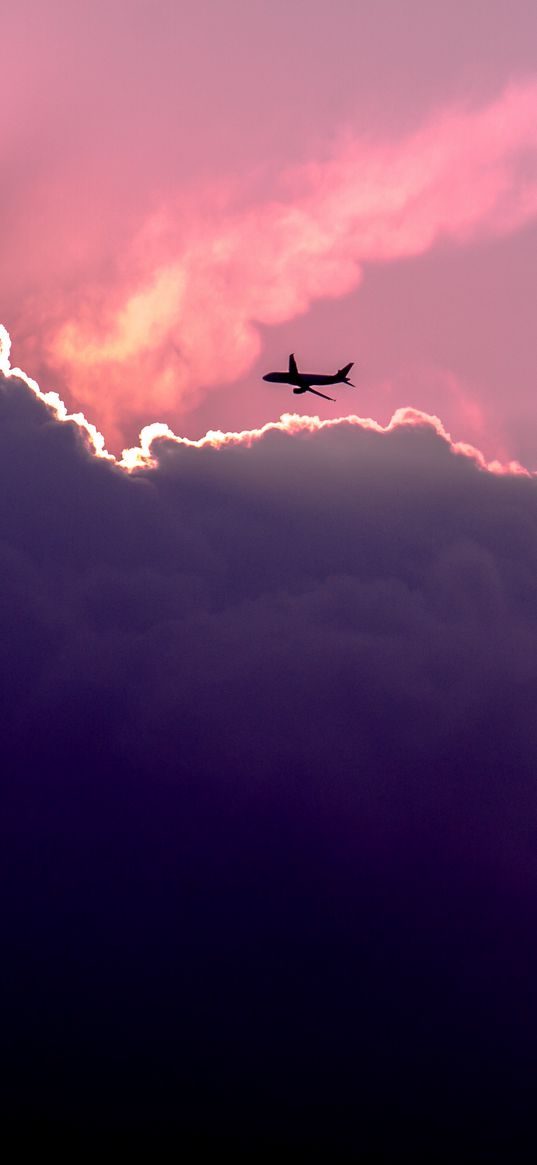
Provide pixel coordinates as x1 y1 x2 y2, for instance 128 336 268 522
0 323 531 479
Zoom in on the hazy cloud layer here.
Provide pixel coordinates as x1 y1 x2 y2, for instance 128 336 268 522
4 361 537 1149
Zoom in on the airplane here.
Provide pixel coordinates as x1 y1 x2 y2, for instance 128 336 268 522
263 353 354 402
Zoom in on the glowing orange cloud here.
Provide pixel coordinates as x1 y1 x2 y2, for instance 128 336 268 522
1 325 530 482
44 80 537 446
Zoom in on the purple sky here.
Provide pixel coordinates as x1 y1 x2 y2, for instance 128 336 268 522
2 0 537 457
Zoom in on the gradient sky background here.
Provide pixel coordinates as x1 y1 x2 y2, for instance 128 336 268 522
5 2 537 1153
2 0 537 457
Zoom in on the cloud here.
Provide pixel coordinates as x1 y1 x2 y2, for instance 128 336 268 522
3 320 530 475
39 79 537 445
4 344 537 1150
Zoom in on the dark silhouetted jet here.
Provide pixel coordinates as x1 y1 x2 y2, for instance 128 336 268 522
263 353 354 402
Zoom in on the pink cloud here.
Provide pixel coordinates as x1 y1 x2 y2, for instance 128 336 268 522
25 80 537 447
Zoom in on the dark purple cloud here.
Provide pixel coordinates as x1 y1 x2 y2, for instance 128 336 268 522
3 367 537 1153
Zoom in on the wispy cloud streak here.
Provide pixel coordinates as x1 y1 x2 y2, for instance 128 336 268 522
43 81 537 443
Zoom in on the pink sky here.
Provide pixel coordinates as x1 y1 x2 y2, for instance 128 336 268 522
2 0 537 460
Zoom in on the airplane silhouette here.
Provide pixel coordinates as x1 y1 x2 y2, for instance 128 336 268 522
263 353 354 402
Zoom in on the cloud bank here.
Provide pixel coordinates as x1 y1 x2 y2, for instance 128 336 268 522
34 80 537 446
4 348 537 1150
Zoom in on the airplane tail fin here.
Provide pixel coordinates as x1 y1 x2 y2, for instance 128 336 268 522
338 361 354 386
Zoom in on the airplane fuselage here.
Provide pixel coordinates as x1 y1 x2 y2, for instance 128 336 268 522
263 354 354 403
263 370 341 388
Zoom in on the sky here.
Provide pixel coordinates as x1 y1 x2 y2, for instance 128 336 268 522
3 0 537 1152
2 0 537 458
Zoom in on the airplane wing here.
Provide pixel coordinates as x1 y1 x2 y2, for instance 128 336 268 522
289 353 299 378
306 386 335 402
